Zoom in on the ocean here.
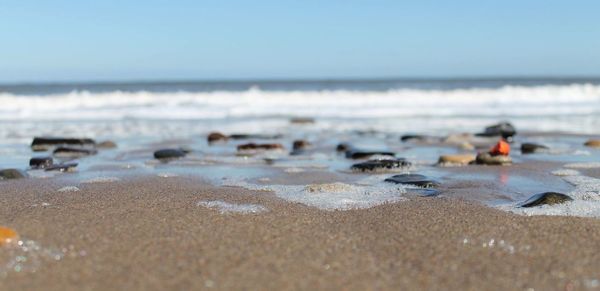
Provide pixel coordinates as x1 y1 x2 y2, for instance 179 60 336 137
2 78 600 143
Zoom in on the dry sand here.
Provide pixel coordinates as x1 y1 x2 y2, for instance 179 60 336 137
1 177 600 290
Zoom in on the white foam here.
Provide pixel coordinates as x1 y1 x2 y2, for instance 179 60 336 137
197 200 267 214
2 84 600 135
283 167 305 173
551 169 580 176
57 186 80 192
564 162 600 169
157 172 178 178
499 169 600 218
81 177 121 183
221 179 407 210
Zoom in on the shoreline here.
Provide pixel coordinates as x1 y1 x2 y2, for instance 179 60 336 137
2 176 600 290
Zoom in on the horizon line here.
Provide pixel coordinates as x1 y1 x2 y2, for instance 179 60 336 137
2 75 600 86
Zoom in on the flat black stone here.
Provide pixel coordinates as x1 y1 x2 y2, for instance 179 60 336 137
400 135 439 143
521 192 573 207
351 159 411 171
521 143 549 154
0 169 28 180
384 174 439 188
53 147 98 158
336 143 351 152
31 137 96 151
154 149 187 160
345 150 395 159
229 134 282 140
45 162 78 172
475 122 516 139
30 156 53 169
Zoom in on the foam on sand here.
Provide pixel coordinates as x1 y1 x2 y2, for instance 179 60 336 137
221 179 408 210
564 162 600 169
197 200 268 214
57 186 80 192
499 169 600 218
81 177 121 184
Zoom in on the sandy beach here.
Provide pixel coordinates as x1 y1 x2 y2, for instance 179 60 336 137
1 176 600 290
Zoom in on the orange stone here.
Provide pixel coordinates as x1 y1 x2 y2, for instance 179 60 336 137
0 226 19 246
489 139 510 156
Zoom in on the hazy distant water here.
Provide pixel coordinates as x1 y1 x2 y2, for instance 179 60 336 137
3 78 600 95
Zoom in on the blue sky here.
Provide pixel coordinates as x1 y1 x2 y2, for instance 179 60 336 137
1 0 599 82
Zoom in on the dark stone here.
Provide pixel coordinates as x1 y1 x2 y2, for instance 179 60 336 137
351 159 411 172
293 140 311 151
207 132 228 143
154 149 187 160
345 150 395 160
96 140 117 149
475 122 516 140
0 169 28 180
290 117 315 124
384 174 439 188
521 192 573 207
29 156 53 169
521 143 549 154
229 134 282 140
31 137 96 151
237 143 284 151
45 162 78 172
53 147 98 158
336 143 351 152
400 135 439 143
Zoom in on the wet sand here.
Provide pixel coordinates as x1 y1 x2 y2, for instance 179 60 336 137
2 177 600 290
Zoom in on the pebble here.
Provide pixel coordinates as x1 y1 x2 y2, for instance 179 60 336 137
336 143 351 152
96 140 117 149
290 140 312 155
0 226 19 246
384 174 439 188
438 154 476 165
0 169 28 180
584 139 600 148
400 134 440 143
229 134 282 140
345 150 395 160
45 162 78 172
290 117 315 124
351 159 411 172
53 147 98 158
476 122 517 140
237 143 284 151
207 132 229 143
521 192 573 207
475 152 512 165
489 140 510 156
29 156 53 169
521 143 549 154
154 149 187 160
31 137 96 151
